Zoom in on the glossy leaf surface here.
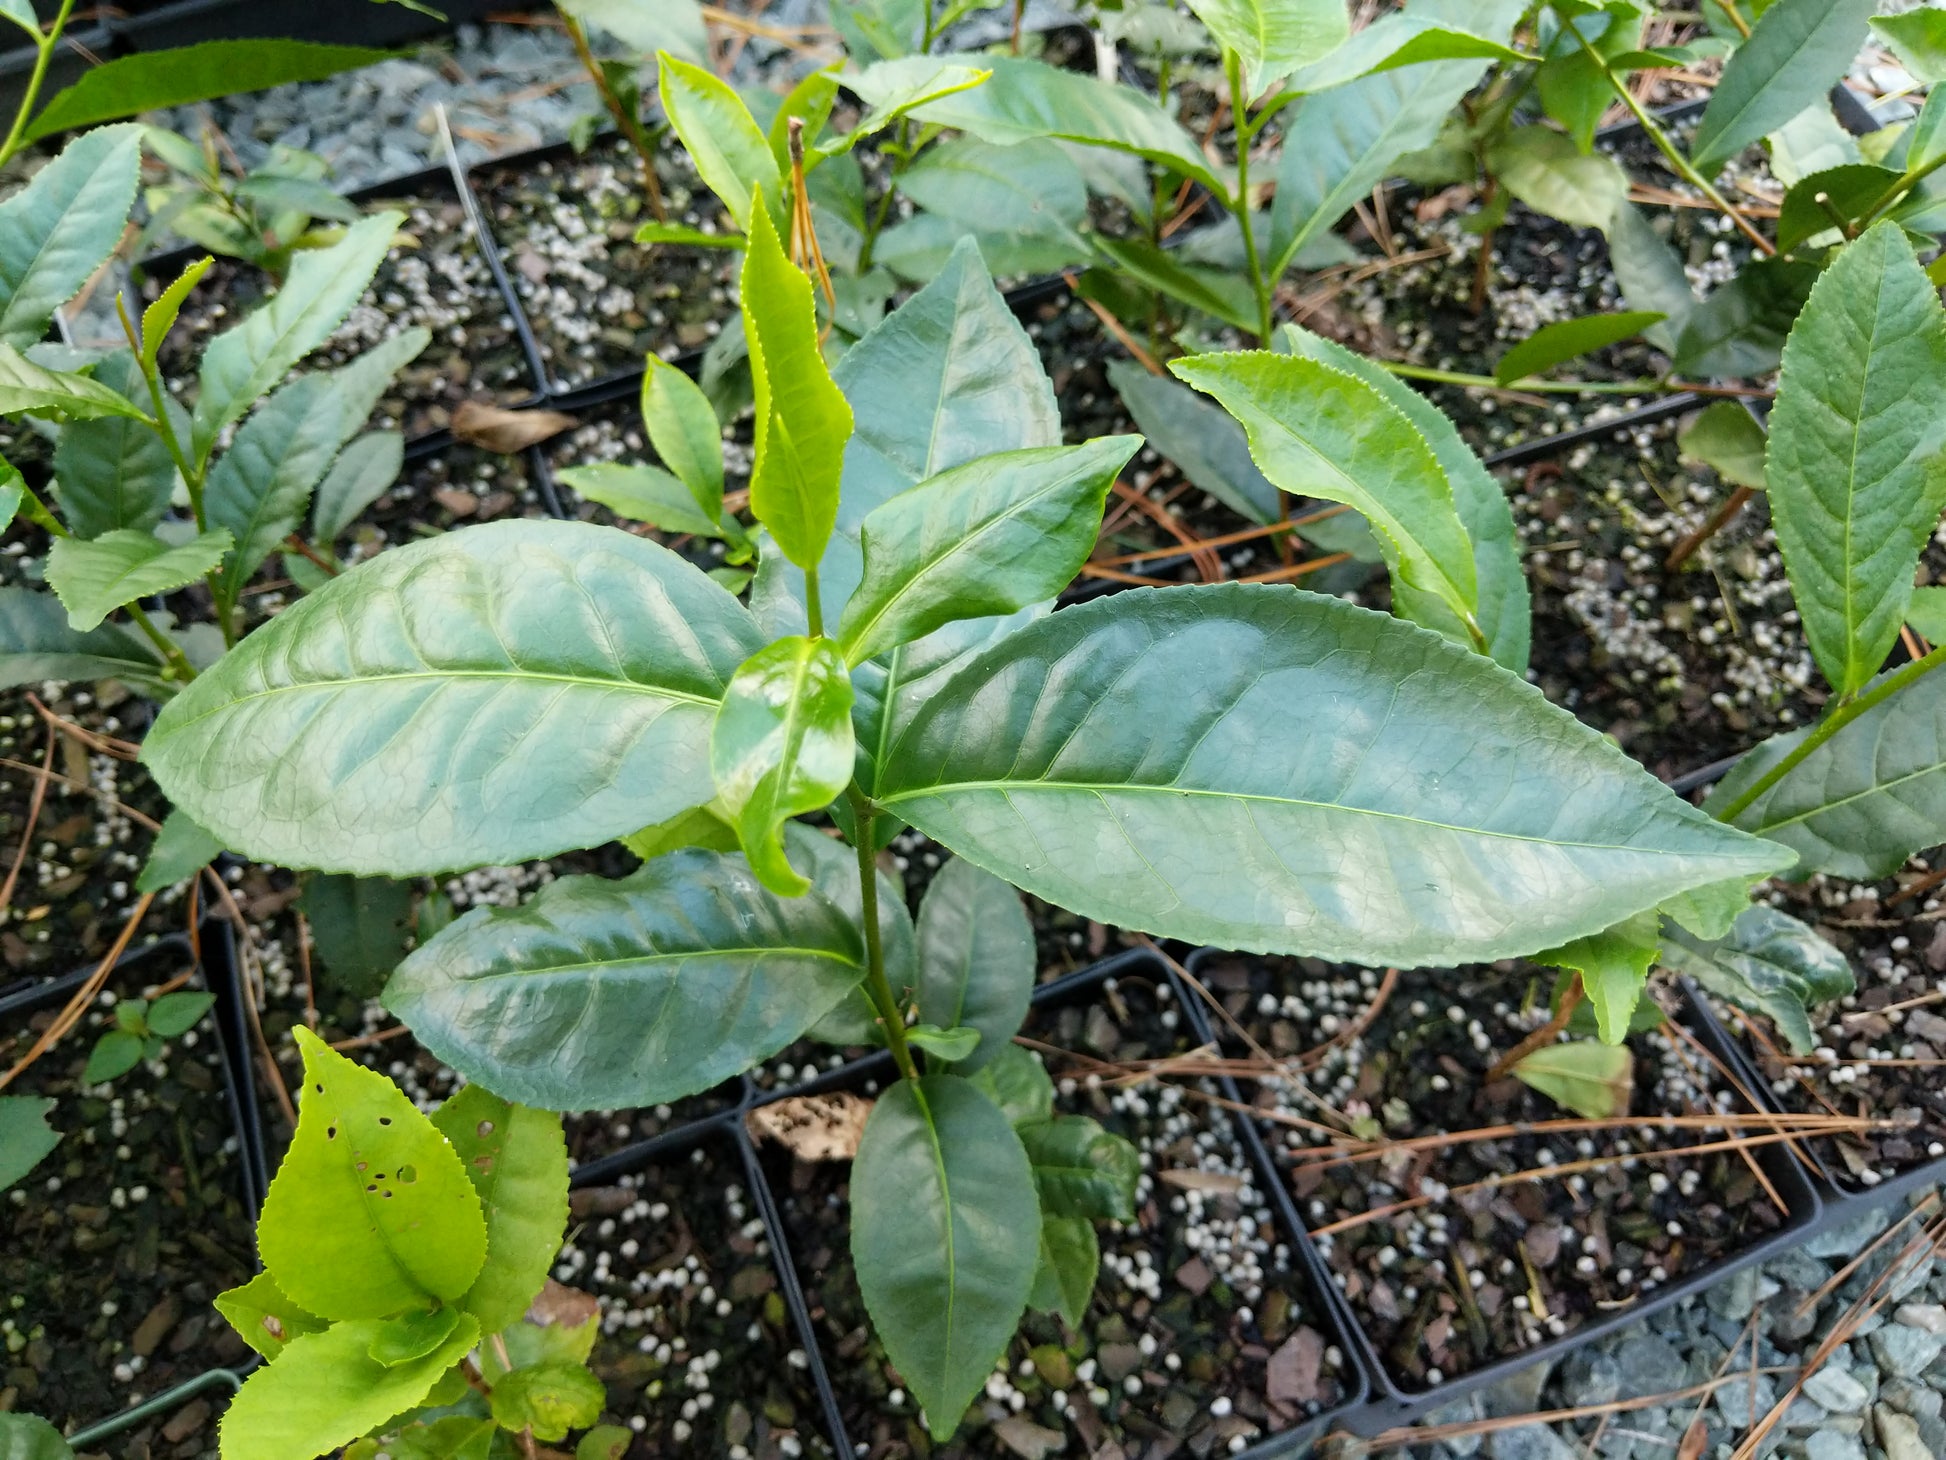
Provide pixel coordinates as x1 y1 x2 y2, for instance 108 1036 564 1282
0 344 150 422
384 852 866 1110
1019 1115 1139 1223
877 586 1792 964
656 52 779 234
711 636 855 896
641 355 724 522
52 352 182 538
1183 0 1348 99
259 1028 486 1320
838 438 1137 667
851 1075 1039 1440
1107 359 1278 526
143 521 763 875
1494 311 1666 384
1764 221 1946 698
1662 905 1852 1054
0 586 165 692
915 857 1035 1074
1030 1215 1098 1328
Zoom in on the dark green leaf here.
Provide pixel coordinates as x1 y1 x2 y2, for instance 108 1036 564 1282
51 352 184 539
915 857 1034 1074
259 1027 487 1320
1019 1115 1139 1222
0 1096 61 1194
1487 125 1627 231
146 989 216 1038
431 1086 568 1337
1107 359 1278 527
143 521 763 875
312 430 404 543
1775 163 1904 253
1607 203 1694 351
1172 351 1480 639
0 585 166 693
45 527 232 632
838 438 1137 667
1029 1215 1098 1328
1090 235 1258 334
1691 0 1874 175
82 1029 145 1083
300 874 415 1000
212 1269 328 1361
1280 324 1531 672
971 1043 1055 1128
710 636 855 896
876 586 1792 964
1511 1040 1632 1119
1708 662 1946 878
851 1074 1040 1440
26 42 394 142
1766 222 1946 697
1677 401 1768 490
1671 256 1818 379
872 213 1091 286
1662 905 1852 1054
190 211 403 463
0 1415 73 1460
788 821 916 1048
0 125 142 348
1494 310 1666 384
383 852 866 1110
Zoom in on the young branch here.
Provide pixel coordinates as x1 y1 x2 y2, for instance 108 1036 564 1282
561 10 667 221
848 792 918 1083
1223 50 1275 346
0 0 77 170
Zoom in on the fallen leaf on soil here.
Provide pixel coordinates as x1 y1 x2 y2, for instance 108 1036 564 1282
993 1416 1065 1460
451 399 576 452
1266 1327 1323 1406
1157 1169 1246 1194
746 1092 872 1162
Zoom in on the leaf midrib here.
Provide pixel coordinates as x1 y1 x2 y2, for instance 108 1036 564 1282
1698 0 1845 166
432 943 865 984
878 778 1734 857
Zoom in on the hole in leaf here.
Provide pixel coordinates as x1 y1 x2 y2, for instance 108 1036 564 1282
378 1116 391 1126
326 1125 337 1140
477 1120 494 1138
398 1164 418 1184
365 1183 377 1192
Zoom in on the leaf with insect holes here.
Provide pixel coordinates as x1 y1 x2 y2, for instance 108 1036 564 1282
1534 909 1661 1045
431 1085 568 1336
258 1027 487 1321
214 1270 330 1361
1678 402 1767 491
1512 1040 1633 1120
742 199 852 571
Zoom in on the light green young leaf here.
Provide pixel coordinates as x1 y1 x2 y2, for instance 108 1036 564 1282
190 210 403 463
430 1086 567 1337
26 41 394 141
1019 1115 1139 1223
1283 9 1526 93
0 343 151 423
852 1074 1040 1441
0 1414 72 1460
656 52 779 235
258 1027 487 1319
1183 0 1348 100
877 586 1793 965
0 1096 61 1195
1106 359 1279 526
848 54 1225 197
1765 101 1863 187
622 804 740 862
369 1307 462 1367
1907 586 1946 645
217 1313 480 1460
1511 1040 1633 1120
768 66 843 173
385 853 866 1109
1690 0 1875 176
490 1362 605 1443
1487 125 1627 231
711 636 855 896
1708 662 1946 879
135 808 226 893
1677 401 1768 490
1278 323 1529 672
0 462 17 533
214 1270 331 1362
896 136 1089 249
311 430 405 543
915 857 1035 1075
142 521 764 875
139 256 215 372
1029 1214 1098 1328
1494 310 1666 384
0 585 169 694
838 438 1138 667
1534 908 1662 1045
830 0 926 61
742 198 852 572
1765 221 1946 698
826 61 993 157
1873 10 1946 84
641 355 724 523
1171 351 1480 639
971 1043 1055 1128
555 462 723 537
907 1024 982 1062
0 125 143 348
46 527 232 632
51 351 183 538
1662 905 1852 1054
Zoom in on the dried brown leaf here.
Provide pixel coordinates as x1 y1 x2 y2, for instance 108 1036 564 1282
746 1092 873 1162
451 399 576 453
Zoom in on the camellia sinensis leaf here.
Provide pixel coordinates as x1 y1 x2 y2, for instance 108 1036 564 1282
45 527 233 632
1660 904 1852 1054
1690 0 1876 176
655 51 779 235
1677 401 1768 490
1511 1040 1633 1120
431 1085 568 1336
914 856 1035 1075
1534 908 1662 1045
0 125 143 348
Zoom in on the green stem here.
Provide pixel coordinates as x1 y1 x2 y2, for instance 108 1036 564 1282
804 565 824 639
1858 150 1946 232
562 9 666 220
1378 361 1768 397
118 296 206 529
125 604 198 684
1713 645 1946 824
849 791 918 1083
0 0 75 171
1224 51 1274 347
1579 32 1775 258
16 480 67 536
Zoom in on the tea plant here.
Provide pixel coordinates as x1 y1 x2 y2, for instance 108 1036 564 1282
149 199 1797 1434
138 128 360 279
80 988 215 1084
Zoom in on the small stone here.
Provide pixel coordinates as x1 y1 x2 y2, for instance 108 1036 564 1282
130 1296 176 1357
993 1416 1064 1460
1098 1343 1142 1383
1869 1323 1944 1378
1485 1423 1577 1460
1766 1248 1832 1294
1175 1257 1212 1295
1806 1207 1891 1259
1558 1350 1620 1408
1706 1266 1759 1322
1879 1379 1942 1420
1712 1374 1775 1428
1878 1408 1931 1460
1422 1396 1483 1459
1802 1366 1869 1415
160 1398 209 1445
1266 1328 1322 1407
1612 1334 1686 1397
1481 1357 1553 1418
1803 1432 1866 1460
1895 1303 1946 1335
